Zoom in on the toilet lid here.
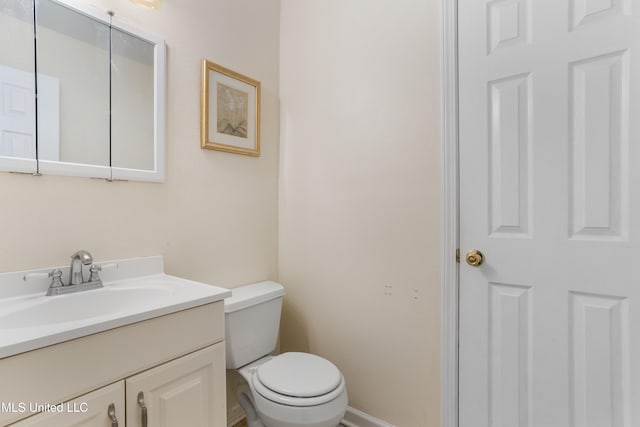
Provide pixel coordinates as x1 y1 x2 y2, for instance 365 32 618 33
256 352 342 397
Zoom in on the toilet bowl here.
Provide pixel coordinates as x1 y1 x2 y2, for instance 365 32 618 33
225 281 348 427
237 354 348 427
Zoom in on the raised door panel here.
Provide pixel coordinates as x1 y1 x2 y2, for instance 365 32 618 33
10 381 124 427
489 283 532 427
126 343 226 427
570 0 630 29
569 51 629 240
487 0 530 54
488 73 532 236
569 292 631 427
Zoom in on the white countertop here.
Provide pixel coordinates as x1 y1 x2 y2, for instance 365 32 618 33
0 256 230 358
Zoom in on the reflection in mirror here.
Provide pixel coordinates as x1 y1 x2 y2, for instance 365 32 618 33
36 0 109 167
0 0 36 168
111 28 155 172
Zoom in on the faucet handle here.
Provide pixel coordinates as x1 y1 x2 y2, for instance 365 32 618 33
23 271 49 281
88 264 102 283
48 269 64 288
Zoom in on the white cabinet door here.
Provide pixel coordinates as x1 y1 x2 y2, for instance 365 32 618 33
126 344 226 427
459 0 640 426
11 381 124 427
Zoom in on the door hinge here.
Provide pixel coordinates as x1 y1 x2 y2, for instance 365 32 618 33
456 248 460 263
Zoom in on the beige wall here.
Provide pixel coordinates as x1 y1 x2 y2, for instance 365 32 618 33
0 8 34 73
1 0 444 424
279 1 441 426
0 0 280 302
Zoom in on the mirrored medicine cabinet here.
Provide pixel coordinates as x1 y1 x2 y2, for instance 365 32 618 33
0 0 165 182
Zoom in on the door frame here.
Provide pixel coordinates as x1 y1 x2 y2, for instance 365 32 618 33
440 0 459 426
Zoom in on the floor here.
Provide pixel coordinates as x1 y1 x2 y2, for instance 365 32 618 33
232 419 347 427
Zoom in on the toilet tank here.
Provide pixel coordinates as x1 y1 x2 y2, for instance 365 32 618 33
224 281 285 369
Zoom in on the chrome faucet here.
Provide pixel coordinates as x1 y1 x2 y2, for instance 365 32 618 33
69 250 93 285
46 250 104 296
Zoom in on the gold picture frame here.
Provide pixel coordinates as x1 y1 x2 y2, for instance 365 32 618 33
201 60 261 156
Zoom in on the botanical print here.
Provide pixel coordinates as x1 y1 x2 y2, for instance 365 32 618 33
216 82 248 138
202 59 260 156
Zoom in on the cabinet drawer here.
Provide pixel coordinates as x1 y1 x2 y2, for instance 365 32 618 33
9 381 125 427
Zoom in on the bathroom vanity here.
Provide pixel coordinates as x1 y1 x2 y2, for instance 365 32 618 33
0 256 230 427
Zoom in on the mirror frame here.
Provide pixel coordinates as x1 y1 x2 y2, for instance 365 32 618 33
0 0 165 182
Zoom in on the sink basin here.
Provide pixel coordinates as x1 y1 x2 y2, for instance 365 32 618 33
0 283 175 328
0 257 231 358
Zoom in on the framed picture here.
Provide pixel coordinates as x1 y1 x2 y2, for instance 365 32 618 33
201 60 261 156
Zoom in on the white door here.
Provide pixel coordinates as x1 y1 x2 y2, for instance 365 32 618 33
0 64 59 168
459 1 640 426
126 344 226 427
0 65 36 160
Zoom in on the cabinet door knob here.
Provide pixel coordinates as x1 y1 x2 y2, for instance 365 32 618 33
107 403 119 427
137 392 148 427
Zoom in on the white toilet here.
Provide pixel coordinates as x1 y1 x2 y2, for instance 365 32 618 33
225 281 348 427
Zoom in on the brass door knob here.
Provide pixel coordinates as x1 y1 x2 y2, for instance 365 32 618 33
465 250 484 267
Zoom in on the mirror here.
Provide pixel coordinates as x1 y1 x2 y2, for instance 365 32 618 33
0 0 36 172
0 0 165 181
37 0 110 173
111 26 156 173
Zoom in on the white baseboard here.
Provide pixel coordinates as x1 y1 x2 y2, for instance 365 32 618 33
341 406 396 427
227 403 245 427
228 404 394 427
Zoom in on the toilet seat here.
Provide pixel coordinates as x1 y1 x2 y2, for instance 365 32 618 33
251 352 346 407
252 374 346 407
258 352 342 397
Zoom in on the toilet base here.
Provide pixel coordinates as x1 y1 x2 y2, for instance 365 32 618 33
238 385 267 427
